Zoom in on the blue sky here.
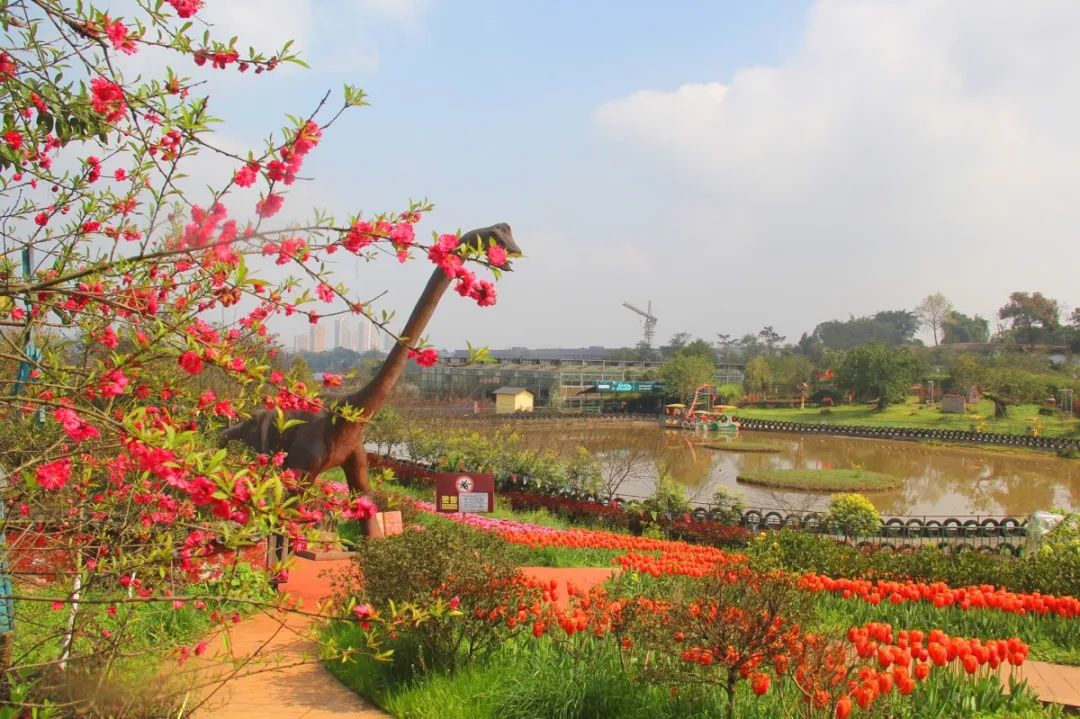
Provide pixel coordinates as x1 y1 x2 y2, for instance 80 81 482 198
128 1 1080 351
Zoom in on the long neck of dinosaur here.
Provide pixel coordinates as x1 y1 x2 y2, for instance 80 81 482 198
343 267 454 418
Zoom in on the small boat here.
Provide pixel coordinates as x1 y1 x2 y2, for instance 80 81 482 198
694 407 740 432
661 403 686 428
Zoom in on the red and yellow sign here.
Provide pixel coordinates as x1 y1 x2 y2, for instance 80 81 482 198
434 472 495 513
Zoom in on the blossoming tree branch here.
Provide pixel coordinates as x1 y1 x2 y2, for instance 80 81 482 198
0 0 514 710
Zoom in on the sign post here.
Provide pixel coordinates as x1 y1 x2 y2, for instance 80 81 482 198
434 472 495 514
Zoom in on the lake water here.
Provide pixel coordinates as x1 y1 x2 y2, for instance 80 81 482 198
496 422 1080 518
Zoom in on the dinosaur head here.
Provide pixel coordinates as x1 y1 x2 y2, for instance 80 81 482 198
461 222 521 270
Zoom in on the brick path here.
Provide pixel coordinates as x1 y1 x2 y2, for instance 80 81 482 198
196 559 1080 715
1004 659 1080 708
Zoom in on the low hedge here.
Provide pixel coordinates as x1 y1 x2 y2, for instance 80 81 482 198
747 528 1080 599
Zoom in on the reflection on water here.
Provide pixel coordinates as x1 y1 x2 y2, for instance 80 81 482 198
496 423 1080 517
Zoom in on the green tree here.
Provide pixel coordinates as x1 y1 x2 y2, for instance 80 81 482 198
681 338 717 361
767 355 814 395
660 332 693 358
947 353 984 393
758 326 786 354
941 311 991 344
835 342 918 409
660 353 716 401
998 292 1060 344
743 356 772 397
812 310 919 350
290 354 317 387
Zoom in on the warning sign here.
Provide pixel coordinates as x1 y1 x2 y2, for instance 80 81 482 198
434 472 495 513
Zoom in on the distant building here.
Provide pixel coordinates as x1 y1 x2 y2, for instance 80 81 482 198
493 387 534 414
293 334 310 352
334 318 359 351
361 319 380 352
420 350 743 412
309 323 327 353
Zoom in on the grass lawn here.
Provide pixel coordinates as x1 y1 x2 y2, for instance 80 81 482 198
735 398 1080 438
736 468 901 492
699 440 781 453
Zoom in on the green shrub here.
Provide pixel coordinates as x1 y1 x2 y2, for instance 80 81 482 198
643 475 691 516
343 521 541 673
745 529 1080 598
565 446 602 495
713 383 744 404
824 493 882 540
709 486 746 525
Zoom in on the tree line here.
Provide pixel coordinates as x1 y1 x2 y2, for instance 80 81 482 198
647 291 1080 410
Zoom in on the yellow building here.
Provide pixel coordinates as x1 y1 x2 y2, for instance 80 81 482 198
493 386 534 414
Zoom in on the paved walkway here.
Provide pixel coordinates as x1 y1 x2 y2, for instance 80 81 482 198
196 558 388 719
1004 659 1080 709
195 558 1080 716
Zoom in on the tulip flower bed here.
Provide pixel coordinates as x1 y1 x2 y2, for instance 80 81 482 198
410 498 746 569
502 490 754 548
401 497 1080 669
325 526 1052 719
801 575 1080 620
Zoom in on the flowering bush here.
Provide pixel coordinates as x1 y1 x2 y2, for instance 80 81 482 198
0 0 509 711
339 521 545 673
825 493 882 540
619 569 813 716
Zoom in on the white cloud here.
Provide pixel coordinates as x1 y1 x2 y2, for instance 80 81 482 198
353 0 432 29
199 0 315 55
594 0 1080 338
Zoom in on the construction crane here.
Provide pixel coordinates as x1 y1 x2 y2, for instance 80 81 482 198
622 301 657 348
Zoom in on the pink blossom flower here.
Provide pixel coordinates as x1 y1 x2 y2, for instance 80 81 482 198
36 458 72 490
99 369 129 397
487 245 507 266
408 348 438 367
104 17 137 55
256 192 284 218
344 495 378 520
90 77 126 123
54 407 100 442
234 164 257 187
166 0 203 18
178 351 204 374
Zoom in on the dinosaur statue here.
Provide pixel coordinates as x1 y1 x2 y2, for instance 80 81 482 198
221 223 521 495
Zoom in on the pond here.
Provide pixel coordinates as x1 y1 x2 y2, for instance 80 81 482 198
496 422 1080 518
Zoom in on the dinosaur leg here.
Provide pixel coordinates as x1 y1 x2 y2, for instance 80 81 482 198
343 449 370 494
343 449 380 538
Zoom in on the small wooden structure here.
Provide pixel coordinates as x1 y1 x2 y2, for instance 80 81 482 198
493 386 534 414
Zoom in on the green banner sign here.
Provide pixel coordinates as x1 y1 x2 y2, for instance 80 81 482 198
593 381 664 393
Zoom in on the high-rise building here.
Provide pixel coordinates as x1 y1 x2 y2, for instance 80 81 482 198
358 319 375 352
309 323 327 353
294 334 310 352
334 318 359 351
